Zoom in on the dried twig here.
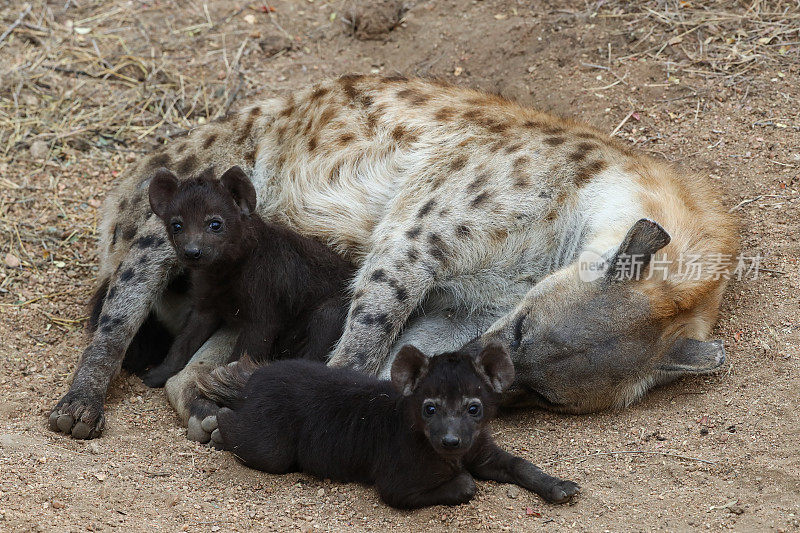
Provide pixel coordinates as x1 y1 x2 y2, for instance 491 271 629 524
610 110 635 137
0 3 32 45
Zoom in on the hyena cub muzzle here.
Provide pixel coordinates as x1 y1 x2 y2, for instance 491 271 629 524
197 344 579 509
141 165 355 388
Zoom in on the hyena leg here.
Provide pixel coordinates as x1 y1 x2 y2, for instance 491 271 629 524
164 327 238 443
49 218 176 439
328 249 436 375
466 440 580 504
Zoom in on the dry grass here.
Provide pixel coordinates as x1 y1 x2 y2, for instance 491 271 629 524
0 1 261 164
598 0 800 77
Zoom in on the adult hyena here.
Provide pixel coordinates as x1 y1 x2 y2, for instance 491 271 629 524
49 75 736 440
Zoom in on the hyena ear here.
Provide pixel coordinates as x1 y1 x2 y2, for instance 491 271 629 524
391 345 430 396
220 166 257 216
606 218 671 282
472 342 515 394
148 168 179 220
658 338 726 372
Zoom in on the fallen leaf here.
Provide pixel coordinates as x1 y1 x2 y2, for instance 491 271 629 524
709 499 738 511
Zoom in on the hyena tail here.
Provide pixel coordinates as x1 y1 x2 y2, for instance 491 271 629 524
196 355 259 409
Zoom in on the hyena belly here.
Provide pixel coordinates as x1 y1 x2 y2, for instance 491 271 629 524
51 75 735 440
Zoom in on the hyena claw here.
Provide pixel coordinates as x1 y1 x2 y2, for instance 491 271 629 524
546 479 580 504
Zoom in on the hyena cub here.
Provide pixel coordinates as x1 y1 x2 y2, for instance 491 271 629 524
198 345 579 509
142 165 355 387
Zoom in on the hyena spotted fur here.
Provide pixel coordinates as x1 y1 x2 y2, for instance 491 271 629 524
50 75 737 440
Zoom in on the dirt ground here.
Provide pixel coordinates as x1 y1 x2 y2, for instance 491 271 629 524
1 0 799 531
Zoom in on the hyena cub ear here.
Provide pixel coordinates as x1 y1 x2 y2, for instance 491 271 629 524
472 343 515 394
606 218 672 282
391 345 430 396
148 168 179 220
220 166 257 216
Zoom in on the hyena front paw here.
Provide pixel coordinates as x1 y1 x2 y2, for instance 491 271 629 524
49 390 105 439
544 479 580 504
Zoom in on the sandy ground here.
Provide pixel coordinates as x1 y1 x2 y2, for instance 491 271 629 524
1 0 799 531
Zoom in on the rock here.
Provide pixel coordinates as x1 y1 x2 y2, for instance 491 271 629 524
316 488 325 497
729 506 744 515
29 140 49 160
347 0 407 41
51 500 65 509
507 486 520 499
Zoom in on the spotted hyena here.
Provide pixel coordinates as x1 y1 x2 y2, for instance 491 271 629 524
49 75 737 440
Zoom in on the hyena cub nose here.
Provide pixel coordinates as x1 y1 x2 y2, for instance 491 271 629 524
183 246 202 261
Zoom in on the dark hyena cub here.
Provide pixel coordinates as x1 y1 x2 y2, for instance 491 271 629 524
198 344 579 509
143 165 355 387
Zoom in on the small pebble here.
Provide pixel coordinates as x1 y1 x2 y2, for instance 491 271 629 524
4 253 20 269
29 140 49 160
507 486 520 499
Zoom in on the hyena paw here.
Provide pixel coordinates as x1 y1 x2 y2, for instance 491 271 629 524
141 364 176 388
49 391 105 439
544 479 580 504
186 396 220 444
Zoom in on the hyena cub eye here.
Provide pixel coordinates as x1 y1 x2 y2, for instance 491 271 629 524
422 401 437 417
207 218 223 232
466 400 482 417
170 219 183 233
